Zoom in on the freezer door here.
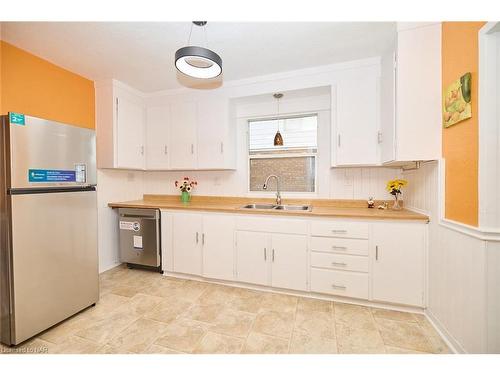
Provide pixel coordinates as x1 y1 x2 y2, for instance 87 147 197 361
8 114 96 189
9 190 98 344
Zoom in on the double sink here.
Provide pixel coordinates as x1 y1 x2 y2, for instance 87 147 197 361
241 203 312 212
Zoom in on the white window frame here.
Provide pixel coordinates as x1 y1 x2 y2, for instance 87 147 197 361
247 113 319 196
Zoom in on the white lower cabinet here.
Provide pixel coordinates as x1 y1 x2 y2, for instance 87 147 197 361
372 222 425 307
164 211 427 308
235 231 308 291
270 234 307 291
172 213 203 275
235 231 269 286
202 215 235 281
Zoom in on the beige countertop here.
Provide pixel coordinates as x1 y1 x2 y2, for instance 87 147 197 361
108 195 429 222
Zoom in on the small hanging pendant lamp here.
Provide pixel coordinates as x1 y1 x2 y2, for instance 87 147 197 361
273 93 284 146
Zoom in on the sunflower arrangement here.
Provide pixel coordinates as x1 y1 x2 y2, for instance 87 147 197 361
386 179 408 196
386 179 407 210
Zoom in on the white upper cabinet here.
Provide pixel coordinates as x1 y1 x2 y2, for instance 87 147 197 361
96 80 146 169
381 22 442 164
97 79 236 171
146 105 170 170
197 99 236 170
169 101 198 169
333 73 380 166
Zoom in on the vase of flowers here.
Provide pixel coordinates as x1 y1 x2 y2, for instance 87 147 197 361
386 179 408 210
175 177 197 203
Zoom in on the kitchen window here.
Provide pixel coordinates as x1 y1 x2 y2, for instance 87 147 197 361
248 114 318 192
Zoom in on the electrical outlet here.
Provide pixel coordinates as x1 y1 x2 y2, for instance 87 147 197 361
344 170 353 186
127 172 134 182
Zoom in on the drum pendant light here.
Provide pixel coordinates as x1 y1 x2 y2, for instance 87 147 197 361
273 93 284 146
175 21 222 79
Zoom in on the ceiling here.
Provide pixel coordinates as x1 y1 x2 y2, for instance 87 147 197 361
1 22 396 92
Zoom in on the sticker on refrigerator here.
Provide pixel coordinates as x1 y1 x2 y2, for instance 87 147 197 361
75 164 87 183
133 235 143 249
9 112 26 126
119 221 140 231
28 169 76 182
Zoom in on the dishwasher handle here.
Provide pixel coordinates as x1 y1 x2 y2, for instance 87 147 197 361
119 214 157 220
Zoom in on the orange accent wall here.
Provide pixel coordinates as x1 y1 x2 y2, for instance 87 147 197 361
0 40 94 129
442 22 485 226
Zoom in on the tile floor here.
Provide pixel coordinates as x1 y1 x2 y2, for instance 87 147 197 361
0 265 451 354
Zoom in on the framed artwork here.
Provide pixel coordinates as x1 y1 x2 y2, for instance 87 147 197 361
443 72 472 128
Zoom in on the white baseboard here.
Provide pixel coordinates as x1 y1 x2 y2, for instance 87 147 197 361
425 309 466 354
99 261 122 274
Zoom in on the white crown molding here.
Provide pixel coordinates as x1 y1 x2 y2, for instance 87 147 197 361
144 56 382 98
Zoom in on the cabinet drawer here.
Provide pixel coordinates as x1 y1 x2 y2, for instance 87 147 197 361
310 268 369 300
311 252 369 273
310 220 369 239
310 237 369 256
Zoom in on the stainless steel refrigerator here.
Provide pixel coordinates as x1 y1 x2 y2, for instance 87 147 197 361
0 113 98 346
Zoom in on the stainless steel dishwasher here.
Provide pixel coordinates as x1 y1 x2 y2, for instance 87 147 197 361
118 208 161 271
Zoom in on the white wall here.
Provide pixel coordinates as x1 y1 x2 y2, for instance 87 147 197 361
143 92 402 201
404 161 500 353
97 169 143 272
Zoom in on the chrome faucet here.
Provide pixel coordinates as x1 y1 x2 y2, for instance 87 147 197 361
263 175 282 205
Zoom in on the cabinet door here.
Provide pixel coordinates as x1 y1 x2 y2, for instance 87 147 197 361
197 99 229 169
396 23 441 161
333 76 380 166
172 213 202 275
169 101 197 169
372 222 425 306
380 52 396 163
146 105 170 170
116 95 145 169
270 234 307 291
235 231 269 286
202 214 235 281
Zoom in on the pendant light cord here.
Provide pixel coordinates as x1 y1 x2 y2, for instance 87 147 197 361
187 23 194 45
188 22 209 48
277 96 280 132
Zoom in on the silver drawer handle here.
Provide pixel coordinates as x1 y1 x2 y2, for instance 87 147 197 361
331 229 347 233
332 284 346 290
331 262 347 266
196 232 199 244
331 246 347 250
